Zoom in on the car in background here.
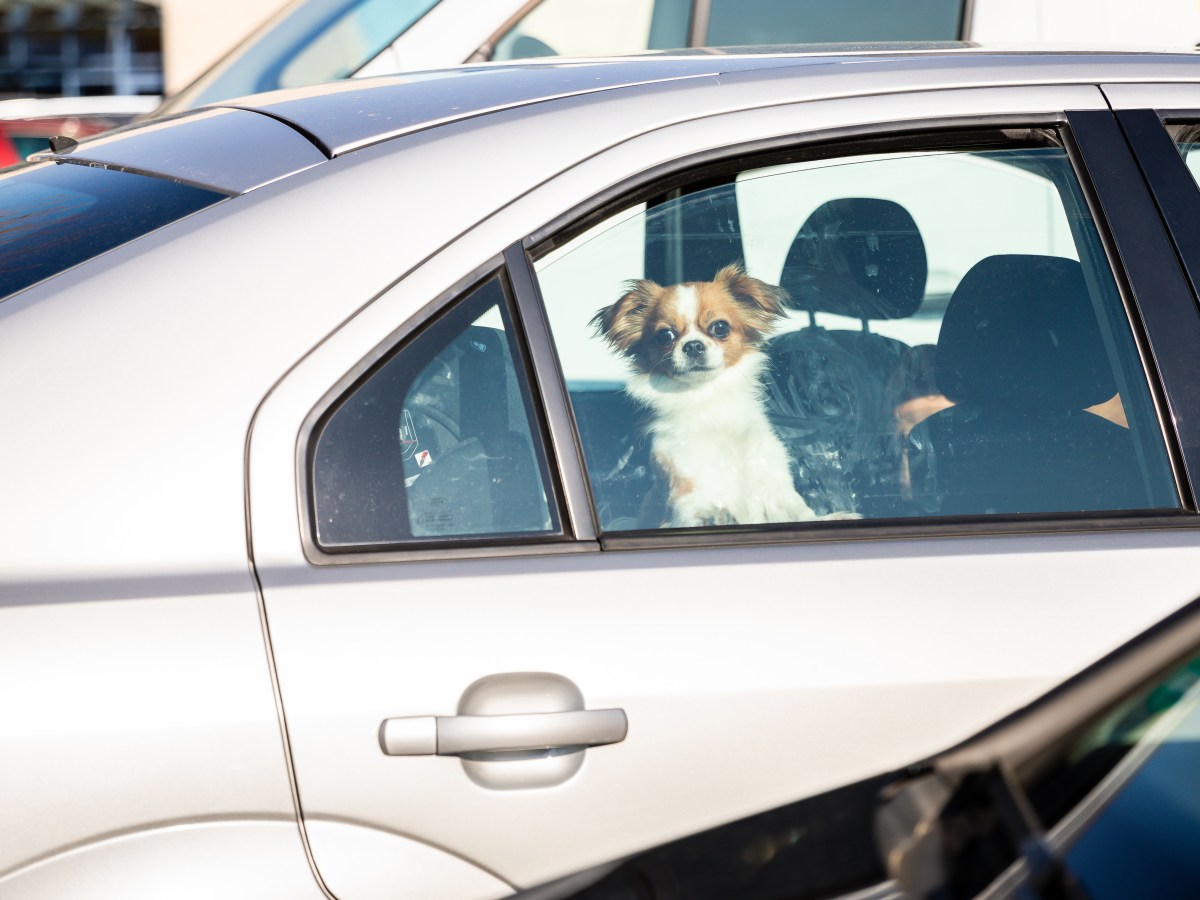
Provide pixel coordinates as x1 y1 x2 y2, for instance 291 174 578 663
5 48 1200 899
0 95 156 165
152 0 1200 116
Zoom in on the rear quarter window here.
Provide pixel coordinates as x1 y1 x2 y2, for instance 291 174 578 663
0 161 226 301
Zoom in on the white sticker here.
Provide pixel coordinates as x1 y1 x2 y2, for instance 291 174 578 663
404 474 421 488
398 409 419 460
415 450 433 468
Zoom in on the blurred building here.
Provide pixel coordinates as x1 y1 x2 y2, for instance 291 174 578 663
0 0 163 97
0 0 282 100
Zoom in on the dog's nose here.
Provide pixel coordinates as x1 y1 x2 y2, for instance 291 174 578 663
682 340 706 358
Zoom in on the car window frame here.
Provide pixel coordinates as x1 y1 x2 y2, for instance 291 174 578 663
297 258 582 563
292 105 1200 568
1067 108 1200 506
518 114 1198 552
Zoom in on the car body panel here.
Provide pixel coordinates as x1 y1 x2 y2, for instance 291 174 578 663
0 155 450 890
0 588 298 885
0 822 323 900
7 51 1200 897
302 820 514 900
244 74 1200 890
227 51 1200 160
32 108 327 194
1102 81 1200 110
220 59 727 157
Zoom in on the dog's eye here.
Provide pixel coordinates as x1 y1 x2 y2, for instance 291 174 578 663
654 328 676 346
708 320 731 339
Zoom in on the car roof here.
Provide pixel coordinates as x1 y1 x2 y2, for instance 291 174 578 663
32 48 1200 194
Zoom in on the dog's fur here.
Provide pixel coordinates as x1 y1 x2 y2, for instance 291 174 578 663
593 263 854 527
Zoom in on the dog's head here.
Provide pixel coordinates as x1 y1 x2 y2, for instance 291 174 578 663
591 263 789 385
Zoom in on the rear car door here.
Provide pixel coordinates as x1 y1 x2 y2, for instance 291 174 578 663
248 83 1200 898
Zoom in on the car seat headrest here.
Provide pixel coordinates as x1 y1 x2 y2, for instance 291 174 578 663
779 197 927 320
936 254 1116 410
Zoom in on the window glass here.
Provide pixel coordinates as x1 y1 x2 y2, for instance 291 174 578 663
1171 123 1200 187
1060 657 1200 897
0 162 225 302
311 274 558 549
1030 653 1200 896
536 136 1178 531
706 0 964 45
166 0 439 112
491 0 687 62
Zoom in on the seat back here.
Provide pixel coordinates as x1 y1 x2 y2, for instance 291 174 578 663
766 198 928 516
910 254 1142 514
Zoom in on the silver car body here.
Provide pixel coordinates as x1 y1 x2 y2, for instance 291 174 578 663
4 51 1200 898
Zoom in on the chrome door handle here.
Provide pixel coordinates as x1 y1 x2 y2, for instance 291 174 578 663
380 707 628 757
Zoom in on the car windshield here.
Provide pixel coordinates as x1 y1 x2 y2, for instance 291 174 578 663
0 162 225 301
157 0 439 115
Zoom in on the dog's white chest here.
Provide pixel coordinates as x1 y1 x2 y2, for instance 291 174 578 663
630 355 814 526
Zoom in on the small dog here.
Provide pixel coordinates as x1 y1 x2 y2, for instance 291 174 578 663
592 262 856 527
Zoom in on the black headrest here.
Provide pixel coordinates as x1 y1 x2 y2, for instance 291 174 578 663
936 255 1116 410
779 198 927 320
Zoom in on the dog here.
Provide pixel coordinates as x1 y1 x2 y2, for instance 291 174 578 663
592 262 857 527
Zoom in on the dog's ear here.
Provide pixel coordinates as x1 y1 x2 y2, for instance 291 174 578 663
591 279 660 353
715 262 790 320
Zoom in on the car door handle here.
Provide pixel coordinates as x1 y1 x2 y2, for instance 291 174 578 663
379 708 628 757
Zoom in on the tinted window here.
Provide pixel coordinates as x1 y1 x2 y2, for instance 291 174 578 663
1065 691 1200 897
311 274 559 549
1171 123 1200 187
705 0 964 44
1031 654 1200 898
0 162 225 301
535 134 1178 531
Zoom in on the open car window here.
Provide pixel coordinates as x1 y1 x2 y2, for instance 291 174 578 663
535 132 1179 531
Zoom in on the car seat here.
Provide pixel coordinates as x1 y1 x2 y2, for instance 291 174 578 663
766 197 929 517
907 254 1144 515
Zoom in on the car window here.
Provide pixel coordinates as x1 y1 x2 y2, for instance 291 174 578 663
162 0 439 113
704 0 964 45
535 133 1179 531
1030 653 1200 897
311 273 559 549
0 161 226 302
1171 123 1200 187
491 0 689 61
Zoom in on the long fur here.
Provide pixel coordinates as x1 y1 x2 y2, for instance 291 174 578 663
593 263 854 527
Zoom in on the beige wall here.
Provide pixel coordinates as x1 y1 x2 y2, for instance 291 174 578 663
158 0 287 94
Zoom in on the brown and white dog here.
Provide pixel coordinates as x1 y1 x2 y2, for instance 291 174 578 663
593 262 856 527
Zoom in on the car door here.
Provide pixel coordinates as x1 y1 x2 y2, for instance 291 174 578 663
248 84 1200 899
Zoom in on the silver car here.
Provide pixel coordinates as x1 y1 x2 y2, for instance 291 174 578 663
4 49 1200 899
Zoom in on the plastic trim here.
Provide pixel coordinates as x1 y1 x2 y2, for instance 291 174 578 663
505 243 598 541
599 510 1200 552
1114 110 1200 449
1058 113 1194 510
1067 109 1200 507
